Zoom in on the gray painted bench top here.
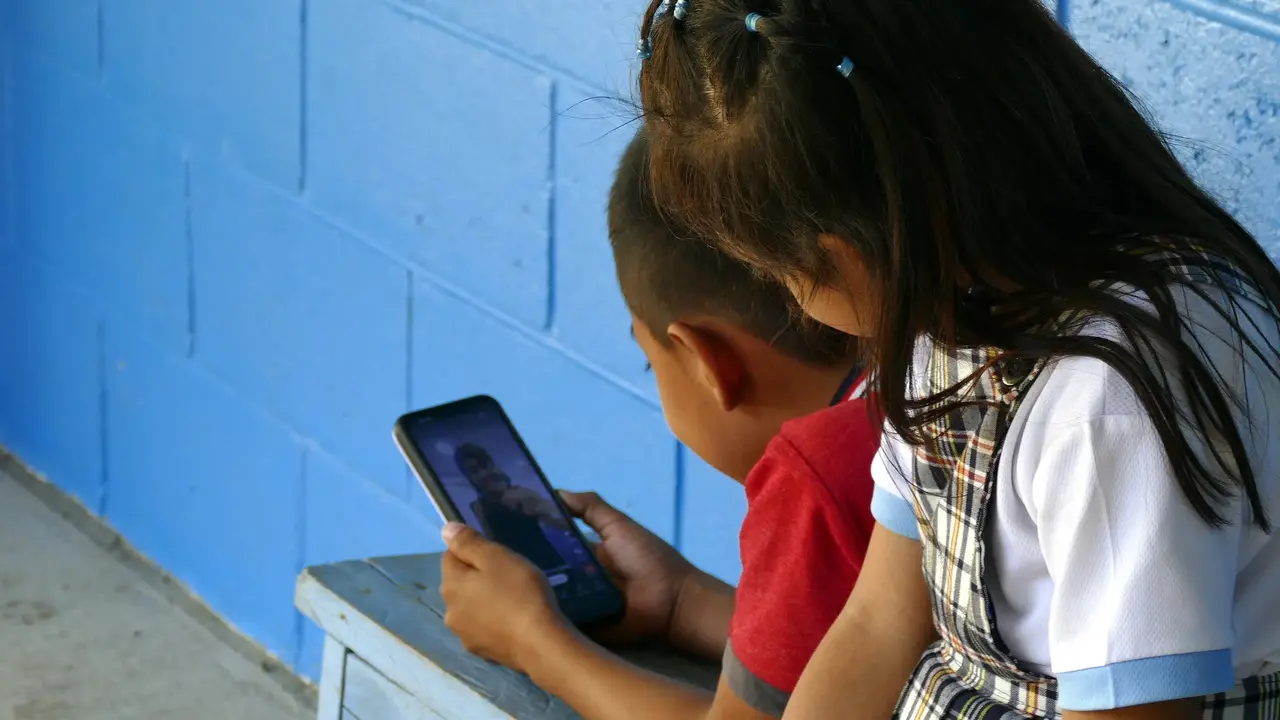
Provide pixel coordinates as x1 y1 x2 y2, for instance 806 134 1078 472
295 554 720 719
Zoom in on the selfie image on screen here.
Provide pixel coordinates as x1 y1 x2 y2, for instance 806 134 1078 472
452 441 569 572
407 407 614 617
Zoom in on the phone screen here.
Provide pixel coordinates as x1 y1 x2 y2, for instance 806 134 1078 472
397 396 625 628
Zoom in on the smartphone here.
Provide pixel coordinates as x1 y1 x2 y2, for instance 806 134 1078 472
394 395 626 630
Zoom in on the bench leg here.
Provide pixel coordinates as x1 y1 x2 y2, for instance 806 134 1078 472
316 636 348 720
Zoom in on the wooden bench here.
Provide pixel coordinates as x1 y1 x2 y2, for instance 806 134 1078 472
296 553 720 719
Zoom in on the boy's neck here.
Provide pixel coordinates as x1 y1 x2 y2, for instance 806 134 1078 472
759 358 856 421
723 354 859 484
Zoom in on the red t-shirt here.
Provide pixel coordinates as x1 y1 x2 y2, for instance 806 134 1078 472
723 382 880 715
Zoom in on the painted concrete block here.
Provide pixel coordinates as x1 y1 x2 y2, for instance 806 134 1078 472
410 281 678 539
11 59 189 350
399 0 643 94
104 325 305 661
551 88 654 393
1072 0 1280 259
189 161 411 496
297 447 441 679
9 0 99 78
0 251 104 511
100 0 301 189
308 0 552 328
678 450 746 584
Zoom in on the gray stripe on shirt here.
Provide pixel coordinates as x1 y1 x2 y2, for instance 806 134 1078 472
723 639 791 718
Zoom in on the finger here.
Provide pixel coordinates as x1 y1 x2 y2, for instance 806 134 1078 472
441 522 500 569
558 490 592 515
558 491 625 532
440 547 472 578
439 551 473 605
591 542 613 570
591 545 627 585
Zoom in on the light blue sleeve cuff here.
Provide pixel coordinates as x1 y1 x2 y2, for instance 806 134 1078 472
1057 649 1235 711
871 485 920 540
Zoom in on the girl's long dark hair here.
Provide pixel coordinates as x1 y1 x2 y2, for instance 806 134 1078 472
637 0 1280 529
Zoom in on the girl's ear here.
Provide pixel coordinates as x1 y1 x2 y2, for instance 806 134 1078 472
666 321 748 411
784 233 877 337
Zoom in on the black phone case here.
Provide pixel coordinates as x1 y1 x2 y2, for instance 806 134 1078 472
392 395 625 630
392 421 467 525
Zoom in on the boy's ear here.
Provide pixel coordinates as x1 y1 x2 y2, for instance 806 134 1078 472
666 321 748 411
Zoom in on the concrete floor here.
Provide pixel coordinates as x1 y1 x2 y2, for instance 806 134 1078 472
0 464 313 720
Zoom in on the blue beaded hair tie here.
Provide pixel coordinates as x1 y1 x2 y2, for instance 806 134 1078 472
638 0 688 61
642 7 853 79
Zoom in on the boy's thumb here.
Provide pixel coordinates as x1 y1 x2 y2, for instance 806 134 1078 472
559 490 620 529
441 522 487 565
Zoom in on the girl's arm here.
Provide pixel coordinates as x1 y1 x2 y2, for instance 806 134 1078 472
782 524 936 719
526 624 773 720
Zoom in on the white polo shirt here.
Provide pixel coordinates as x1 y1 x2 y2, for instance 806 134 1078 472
871 286 1280 712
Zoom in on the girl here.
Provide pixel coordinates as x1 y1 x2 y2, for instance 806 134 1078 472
634 0 1280 718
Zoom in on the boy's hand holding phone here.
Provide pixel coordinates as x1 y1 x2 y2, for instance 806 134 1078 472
401 396 732 669
395 396 627 628
559 491 700 647
440 488 735 674
440 522 568 673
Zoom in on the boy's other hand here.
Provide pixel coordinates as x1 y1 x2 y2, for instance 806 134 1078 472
559 490 697 647
440 522 568 673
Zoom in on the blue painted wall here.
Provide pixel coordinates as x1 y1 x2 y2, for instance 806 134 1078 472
0 0 1276 681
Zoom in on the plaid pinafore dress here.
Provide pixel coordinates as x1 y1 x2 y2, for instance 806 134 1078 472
892 344 1280 719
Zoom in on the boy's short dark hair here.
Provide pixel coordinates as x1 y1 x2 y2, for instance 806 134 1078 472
608 130 854 366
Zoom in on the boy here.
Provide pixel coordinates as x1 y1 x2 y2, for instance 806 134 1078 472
438 129 882 720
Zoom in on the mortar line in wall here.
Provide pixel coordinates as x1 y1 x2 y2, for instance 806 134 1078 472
339 231 658 408
414 268 659 409
183 158 197 358
292 447 310 669
61 291 344 520
673 442 686 549
3 52 12 246
298 0 309 194
96 320 110 518
404 269 415 409
96 0 104 78
1165 0 1280 43
544 82 559 332
405 272 415 410
216 166 662 411
382 0 616 100
403 271 417 499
